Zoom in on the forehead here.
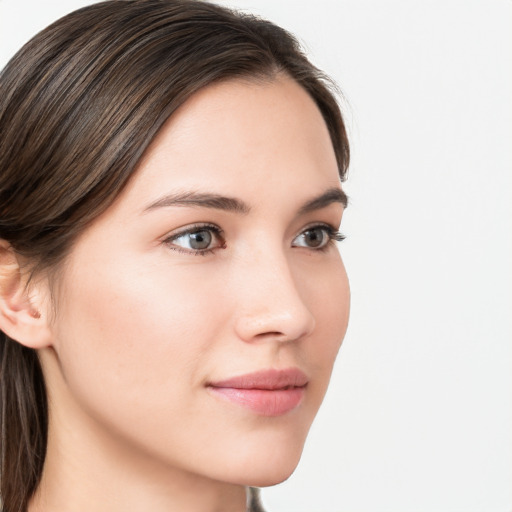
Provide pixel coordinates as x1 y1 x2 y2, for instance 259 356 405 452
116 75 341 213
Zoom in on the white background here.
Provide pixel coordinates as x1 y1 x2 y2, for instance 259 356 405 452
1 1 511 511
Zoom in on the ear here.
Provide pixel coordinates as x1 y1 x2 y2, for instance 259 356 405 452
0 241 53 348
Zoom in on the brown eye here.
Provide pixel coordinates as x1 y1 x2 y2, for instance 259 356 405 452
292 226 330 249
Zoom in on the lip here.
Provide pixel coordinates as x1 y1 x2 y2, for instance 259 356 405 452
207 368 308 417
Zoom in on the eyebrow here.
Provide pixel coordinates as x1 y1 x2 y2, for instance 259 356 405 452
143 187 347 215
298 187 348 214
144 191 250 214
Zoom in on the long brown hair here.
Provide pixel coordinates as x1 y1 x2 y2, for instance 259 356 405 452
0 1 349 510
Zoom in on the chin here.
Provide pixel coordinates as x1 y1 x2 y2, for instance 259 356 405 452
234 461 302 488
220 431 307 488
245 463 300 488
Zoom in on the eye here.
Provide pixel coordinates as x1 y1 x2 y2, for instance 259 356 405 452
163 224 225 255
292 224 345 250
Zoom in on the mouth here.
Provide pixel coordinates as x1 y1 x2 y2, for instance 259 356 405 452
207 368 308 417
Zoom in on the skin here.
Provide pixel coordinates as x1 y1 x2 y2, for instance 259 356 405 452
23 75 350 512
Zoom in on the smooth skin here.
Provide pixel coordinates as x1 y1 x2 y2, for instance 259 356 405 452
0 75 349 512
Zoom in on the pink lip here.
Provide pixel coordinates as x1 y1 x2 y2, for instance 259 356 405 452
207 368 308 417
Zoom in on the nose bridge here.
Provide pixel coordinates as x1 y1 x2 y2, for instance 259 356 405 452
232 242 315 343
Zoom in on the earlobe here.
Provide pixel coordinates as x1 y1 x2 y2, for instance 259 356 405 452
0 241 52 349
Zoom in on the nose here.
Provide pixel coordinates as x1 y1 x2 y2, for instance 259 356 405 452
232 250 316 344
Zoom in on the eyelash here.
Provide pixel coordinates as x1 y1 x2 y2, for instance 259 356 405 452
162 222 345 256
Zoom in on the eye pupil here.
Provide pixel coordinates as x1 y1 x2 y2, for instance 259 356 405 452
304 228 324 248
189 230 212 249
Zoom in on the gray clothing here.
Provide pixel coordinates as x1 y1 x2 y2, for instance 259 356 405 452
247 487 266 512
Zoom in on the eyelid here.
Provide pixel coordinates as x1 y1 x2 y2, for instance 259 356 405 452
299 220 339 232
298 221 344 238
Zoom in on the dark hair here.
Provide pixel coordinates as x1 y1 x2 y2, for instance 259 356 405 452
0 1 349 510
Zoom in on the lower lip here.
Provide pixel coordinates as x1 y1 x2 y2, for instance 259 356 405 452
208 386 305 416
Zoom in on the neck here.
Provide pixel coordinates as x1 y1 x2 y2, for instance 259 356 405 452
30 420 247 512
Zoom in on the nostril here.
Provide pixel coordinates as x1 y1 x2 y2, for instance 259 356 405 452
254 331 294 343
256 331 284 338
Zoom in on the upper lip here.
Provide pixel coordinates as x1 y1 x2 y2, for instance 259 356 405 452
208 368 308 390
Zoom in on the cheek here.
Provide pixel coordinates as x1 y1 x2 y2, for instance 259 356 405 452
51 255 226 421
301 254 350 376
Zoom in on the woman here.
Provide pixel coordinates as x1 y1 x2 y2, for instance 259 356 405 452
0 1 350 511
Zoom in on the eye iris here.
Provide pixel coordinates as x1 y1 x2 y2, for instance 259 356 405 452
189 230 212 250
304 228 325 248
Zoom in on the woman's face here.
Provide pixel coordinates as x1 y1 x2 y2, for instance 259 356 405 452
44 75 350 486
